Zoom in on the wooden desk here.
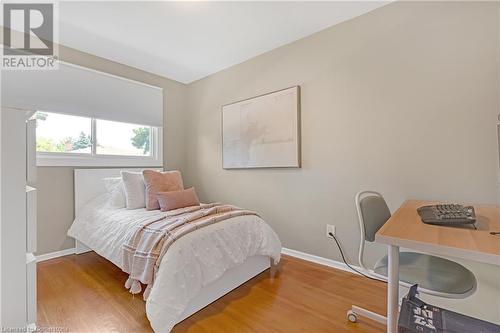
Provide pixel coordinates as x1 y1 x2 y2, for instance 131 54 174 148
375 200 500 333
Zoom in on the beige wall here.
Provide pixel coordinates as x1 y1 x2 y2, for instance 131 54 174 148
36 45 188 255
184 2 500 321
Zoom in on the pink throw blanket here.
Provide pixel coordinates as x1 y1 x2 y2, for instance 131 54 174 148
122 203 258 299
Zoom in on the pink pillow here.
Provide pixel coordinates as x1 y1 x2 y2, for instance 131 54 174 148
143 170 184 210
157 187 200 212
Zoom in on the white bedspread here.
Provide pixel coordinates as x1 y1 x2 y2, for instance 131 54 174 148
67 194 282 332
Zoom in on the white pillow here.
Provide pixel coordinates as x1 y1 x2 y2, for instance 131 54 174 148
121 171 146 209
102 177 126 209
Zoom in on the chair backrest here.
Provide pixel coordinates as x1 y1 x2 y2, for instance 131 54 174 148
356 191 391 242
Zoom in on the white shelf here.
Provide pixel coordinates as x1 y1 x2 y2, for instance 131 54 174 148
26 253 36 264
26 186 36 193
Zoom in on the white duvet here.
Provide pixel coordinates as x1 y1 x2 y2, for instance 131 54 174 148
67 194 282 332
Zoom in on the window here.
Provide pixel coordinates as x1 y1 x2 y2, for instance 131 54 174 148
35 112 92 154
34 111 162 167
96 119 151 156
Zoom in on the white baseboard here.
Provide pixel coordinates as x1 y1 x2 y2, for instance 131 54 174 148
282 247 361 275
36 248 76 262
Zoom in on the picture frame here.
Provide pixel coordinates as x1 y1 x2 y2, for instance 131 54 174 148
222 86 301 169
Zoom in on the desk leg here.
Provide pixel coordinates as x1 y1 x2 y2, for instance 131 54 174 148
387 245 399 333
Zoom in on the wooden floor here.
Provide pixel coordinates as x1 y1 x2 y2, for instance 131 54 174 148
38 252 386 332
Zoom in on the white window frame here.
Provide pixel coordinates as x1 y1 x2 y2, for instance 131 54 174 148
36 115 163 167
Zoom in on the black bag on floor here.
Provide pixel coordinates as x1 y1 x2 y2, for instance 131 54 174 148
398 285 500 333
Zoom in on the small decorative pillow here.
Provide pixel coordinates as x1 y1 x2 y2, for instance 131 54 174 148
157 187 200 212
121 171 147 210
143 170 184 210
102 177 126 209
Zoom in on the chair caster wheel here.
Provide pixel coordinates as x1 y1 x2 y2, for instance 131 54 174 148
347 310 357 323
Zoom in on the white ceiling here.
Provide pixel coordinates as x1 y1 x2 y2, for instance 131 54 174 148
59 1 387 84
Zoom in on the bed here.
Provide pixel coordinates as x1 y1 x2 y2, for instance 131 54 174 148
67 168 282 332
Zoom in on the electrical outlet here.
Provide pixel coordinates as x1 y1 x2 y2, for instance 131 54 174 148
326 224 335 238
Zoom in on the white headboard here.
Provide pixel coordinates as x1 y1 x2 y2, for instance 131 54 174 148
74 168 162 216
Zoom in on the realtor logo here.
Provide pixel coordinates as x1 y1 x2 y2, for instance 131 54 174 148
2 2 58 70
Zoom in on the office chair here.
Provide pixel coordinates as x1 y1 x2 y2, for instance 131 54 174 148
347 191 477 324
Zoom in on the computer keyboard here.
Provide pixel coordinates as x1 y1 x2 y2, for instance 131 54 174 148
417 204 476 226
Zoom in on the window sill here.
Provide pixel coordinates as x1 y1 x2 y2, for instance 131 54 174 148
36 153 163 167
